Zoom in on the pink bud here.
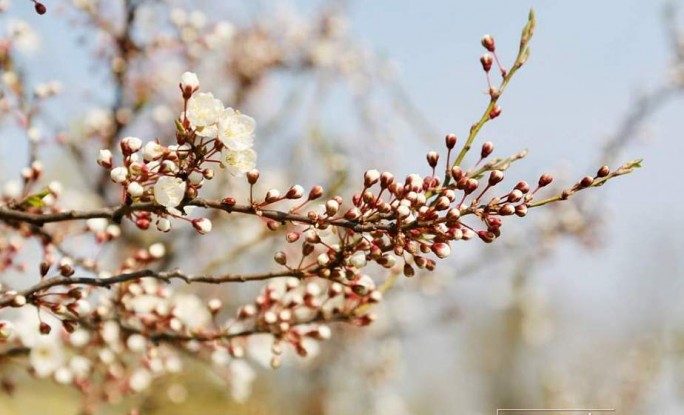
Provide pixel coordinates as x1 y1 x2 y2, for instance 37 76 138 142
431 242 451 259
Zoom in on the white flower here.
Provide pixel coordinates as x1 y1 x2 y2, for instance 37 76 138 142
142 141 164 161
110 167 128 183
180 71 200 92
30 337 65 378
153 176 186 208
127 181 144 198
218 109 255 151
172 294 210 329
220 148 256 177
186 92 223 132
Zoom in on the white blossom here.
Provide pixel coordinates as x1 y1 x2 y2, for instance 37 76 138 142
218 109 255 151
186 92 223 135
220 148 257 177
153 176 186 208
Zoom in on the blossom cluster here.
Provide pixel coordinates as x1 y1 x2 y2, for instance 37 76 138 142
99 72 256 234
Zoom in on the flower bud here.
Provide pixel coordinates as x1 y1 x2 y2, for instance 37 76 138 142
180 71 200 98
579 176 594 188
450 166 464 182
445 133 457 149
364 169 380 187
515 204 528 217
489 105 502 119
274 251 287 265
424 152 440 169
380 172 394 188
34 2 47 15
192 218 212 234
265 189 281 203
246 169 260 185
344 207 361 221
488 170 504 186
499 204 515 216
97 149 113 168
142 141 164 161
110 167 128 184
538 174 553 188
156 218 171 232
431 242 451 259
11 295 26 307
308 185 324 200
597 165 610 177
507 189 523 203
481 34 495 52
286 185 304 199
127 182 144 198
120 136 142 155
480 54 493 72
325 199 339 216
39 322 52 335
435 196 450 211
515 181 530 193
477 230 495 243
481 141 494 159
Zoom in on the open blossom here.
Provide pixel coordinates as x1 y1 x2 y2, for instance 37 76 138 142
220 148 257 177
186 92 223 136
153 176 186 208
218 108 255 151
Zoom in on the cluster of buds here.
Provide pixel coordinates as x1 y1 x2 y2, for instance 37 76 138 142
98 72 257 233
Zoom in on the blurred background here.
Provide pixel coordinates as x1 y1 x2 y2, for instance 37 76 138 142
1 0 683 414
